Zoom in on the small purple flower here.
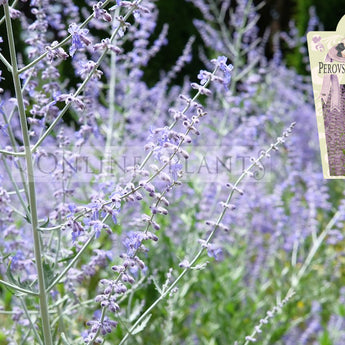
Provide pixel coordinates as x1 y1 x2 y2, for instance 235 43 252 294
211 56 233 89
197 70 211 85
9 7 21 19
45 41 69 61
207 245 223 261
122 231 146 257
179 259 190 268
10 250 25 269
85 310 118 343
191 82 212 96
55 93 85 110
68 23 92 56
169 161 182 181
93 2 112 22
0 122 8 136
198 240 224 261
84 220 111 238
78 60 103 80
88 199 103 221
68 203 77 214
70 220 85 242
110 191 122 209
93 38 122 54
101 206 119 225
152 127 170 147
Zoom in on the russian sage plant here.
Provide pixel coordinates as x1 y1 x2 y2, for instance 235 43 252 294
0 0 344 345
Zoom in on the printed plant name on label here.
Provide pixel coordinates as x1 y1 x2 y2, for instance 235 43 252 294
308 15 345 178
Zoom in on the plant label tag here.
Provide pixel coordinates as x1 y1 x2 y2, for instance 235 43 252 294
307 15 345 178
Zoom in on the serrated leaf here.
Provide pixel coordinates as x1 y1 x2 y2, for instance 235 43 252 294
6 260 32 292
131 314 152 335
42 261 56 287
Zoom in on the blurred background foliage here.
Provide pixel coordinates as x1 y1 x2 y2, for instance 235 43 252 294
1 0 345 89
147 0 345 83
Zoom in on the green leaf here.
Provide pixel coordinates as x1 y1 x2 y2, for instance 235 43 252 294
58 253 76 263
151 275 162 295
43 261 57 287
5 260 32 292
16 276 32 290
6 261 17 286
319 331 332 345
24 204 31 224
131 314 152 335
129 301 145 323
39 217 50 228
339 304 345 317
1 253 11 261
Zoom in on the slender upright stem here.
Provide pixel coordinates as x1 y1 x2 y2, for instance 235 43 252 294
1 108 30 204
105 8 120 150
3 3 53 345
230 0 253 93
